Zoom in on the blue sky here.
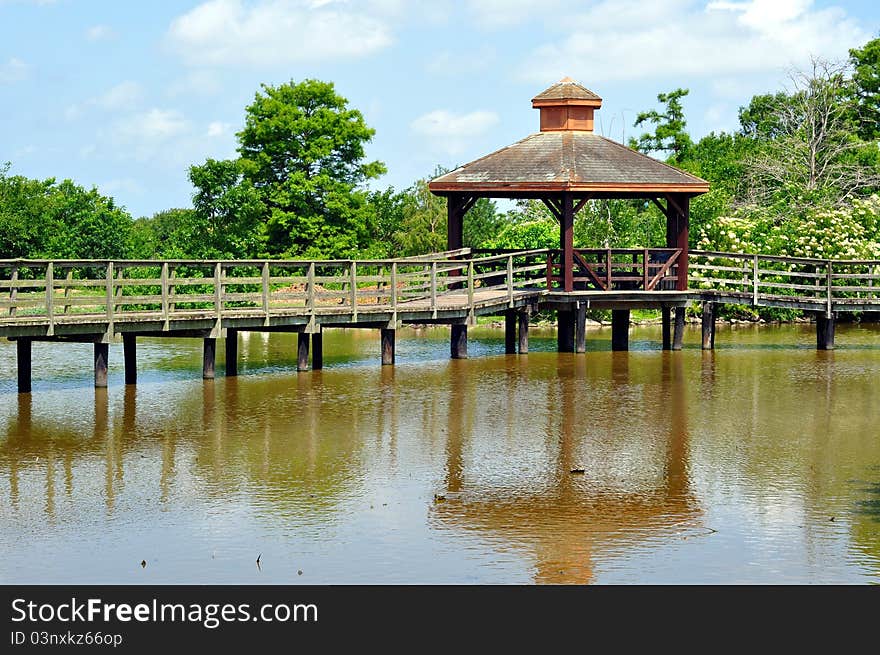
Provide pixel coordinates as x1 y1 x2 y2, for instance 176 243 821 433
1 0 878 219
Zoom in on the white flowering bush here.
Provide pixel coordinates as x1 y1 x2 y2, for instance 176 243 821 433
697 195 880 260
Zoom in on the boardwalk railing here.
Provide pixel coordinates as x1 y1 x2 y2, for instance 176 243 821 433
2 249 880 332
542 248 681 291
690 250 880 313
0 250 549 330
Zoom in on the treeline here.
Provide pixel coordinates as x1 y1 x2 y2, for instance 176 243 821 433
2 38 879 268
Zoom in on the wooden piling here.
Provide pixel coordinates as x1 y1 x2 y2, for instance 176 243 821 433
381 328 395 365
312 331 323 370
505 311 517 354
94 342 109 388
611 309 630 351
225 329 238 376
518 311 529 354
575 303 587 353
297 332 310 371
451 324 468 359
817 313 835 350
557 310 575 352
202 338 216 379
661 307 672 351
123 334 137 385
17 338 31 394
701 302 716 350
672 307 686 351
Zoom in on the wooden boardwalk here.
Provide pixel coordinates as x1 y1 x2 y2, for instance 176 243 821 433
2 248 879 391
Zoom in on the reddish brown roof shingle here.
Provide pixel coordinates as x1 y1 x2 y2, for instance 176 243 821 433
429 131 709 194
532 78 602 103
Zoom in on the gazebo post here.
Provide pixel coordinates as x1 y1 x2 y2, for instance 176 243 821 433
561 192 574 292
666 194 690 291
447 194 464 251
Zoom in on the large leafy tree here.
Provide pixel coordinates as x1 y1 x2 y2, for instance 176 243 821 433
233 79 386 257
0 163 132 259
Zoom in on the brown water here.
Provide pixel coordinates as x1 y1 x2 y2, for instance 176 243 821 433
1 323 879 584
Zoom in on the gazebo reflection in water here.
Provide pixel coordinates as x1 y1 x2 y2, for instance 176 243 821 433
429 352 700 585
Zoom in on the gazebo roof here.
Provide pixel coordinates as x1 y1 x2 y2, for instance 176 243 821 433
429 77 709 197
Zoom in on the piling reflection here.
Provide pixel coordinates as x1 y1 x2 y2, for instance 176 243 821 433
2 326 880 583
431 351 700 584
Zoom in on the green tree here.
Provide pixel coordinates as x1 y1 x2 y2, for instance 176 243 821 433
189 158 264 258
395 177 447 256
0 163 132 259
742 59 880 207
0 163 55 258
234 78 386 257
849 37 880 141
630 88 693 162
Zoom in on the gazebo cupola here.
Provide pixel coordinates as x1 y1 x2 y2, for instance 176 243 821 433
429 77 709 293
532 77 603 132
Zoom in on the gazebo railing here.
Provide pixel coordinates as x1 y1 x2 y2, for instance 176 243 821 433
545 248 681 291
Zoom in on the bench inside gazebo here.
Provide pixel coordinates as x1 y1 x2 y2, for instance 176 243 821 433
428 77 709 351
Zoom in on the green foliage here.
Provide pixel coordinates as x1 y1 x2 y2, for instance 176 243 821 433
486 217 558 250
0 163 132 259
849 37 880 141
575 200 665 248
239 78 385 258
394 176 447 255
630 88 693 161
189 158 264 258
698 195 880 260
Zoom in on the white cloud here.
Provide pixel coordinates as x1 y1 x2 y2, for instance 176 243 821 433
521 0 868 84
206 121 231 137
65 81 144 120
166 0 392 67
410 109 499 155
108 109 191 161
0 57 28 84
95 81 143 111
85 24 117 41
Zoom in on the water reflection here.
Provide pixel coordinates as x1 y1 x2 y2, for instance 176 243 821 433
1 325 880 583
431 352 700 584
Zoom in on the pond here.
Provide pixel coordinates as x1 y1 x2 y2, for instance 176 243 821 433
1 322 879 583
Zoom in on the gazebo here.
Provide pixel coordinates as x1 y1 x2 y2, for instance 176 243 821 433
428 77 709 351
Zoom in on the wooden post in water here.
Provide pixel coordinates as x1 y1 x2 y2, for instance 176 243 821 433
557 309 575 352
817 312 835 350
451 324 468 359
381 328 395 365
505 311 517 354
672 307 686 351
312 331 323 370
611 309 630 351
297 332 310 371
661 307 672 350
202 338 216 379
701 302 716 350
225 329 238 377
518 310 529 354
123 334 137 385
575 303 587 353
17 338 32 394
94 342 109 388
